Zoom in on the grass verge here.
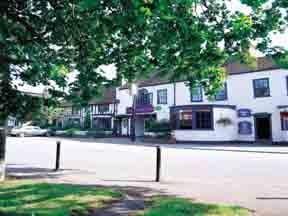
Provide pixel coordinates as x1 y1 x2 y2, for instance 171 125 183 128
0 180 122 216
137 196 251 216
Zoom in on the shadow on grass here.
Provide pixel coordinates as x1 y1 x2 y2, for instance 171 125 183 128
3 164 165 216
0 180 123 216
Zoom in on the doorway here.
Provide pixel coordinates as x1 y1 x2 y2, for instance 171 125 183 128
254 114 272 142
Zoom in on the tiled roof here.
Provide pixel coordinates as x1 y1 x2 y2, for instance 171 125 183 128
225 57 279 75
62 87 117 107
119 57 280 89
88 87 117 105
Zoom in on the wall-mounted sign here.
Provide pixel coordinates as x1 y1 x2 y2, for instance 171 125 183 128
238 109 252 118
238 121 252 135
126 104 154 114
155 106 162 111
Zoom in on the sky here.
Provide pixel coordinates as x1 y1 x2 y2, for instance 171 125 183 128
18 0 288 94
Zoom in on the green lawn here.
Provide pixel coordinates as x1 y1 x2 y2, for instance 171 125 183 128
0 180 122 216
138 197 251 216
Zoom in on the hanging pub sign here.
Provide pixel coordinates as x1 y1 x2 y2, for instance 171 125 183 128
237 109 252 118
126 104 154 114
238 121 252 135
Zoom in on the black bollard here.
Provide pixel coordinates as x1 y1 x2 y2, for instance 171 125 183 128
55 141 61 171
156 146 161 182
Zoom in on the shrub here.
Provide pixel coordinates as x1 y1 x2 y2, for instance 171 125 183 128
87 128 112 138
145 119 171 133
65 128 80 136
84 112 91 129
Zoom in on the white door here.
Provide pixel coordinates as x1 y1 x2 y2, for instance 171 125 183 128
122 119 129 136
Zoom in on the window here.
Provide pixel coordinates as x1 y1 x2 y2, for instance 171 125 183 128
157 89 167 104
98 104 109 113
195 110 213 129
90 105 96 114
137 89 153 105
215 83 228 101
191 86 203 102
93 118 111 130
72 106 80 115
281 112 288 131
172 106 213 130
179 111 193 129
148 93 153 105
286 76 288 95
253 78 270 98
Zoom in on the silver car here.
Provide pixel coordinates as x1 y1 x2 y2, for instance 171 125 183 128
10 126 50 137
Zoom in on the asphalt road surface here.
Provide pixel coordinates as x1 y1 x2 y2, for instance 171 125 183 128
6 137 288 216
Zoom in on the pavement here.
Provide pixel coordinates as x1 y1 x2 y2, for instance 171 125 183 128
6 137 288 216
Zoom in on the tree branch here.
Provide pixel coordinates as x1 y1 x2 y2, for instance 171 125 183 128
0 55 31 64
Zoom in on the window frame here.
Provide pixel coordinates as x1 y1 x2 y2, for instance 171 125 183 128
157 89 168 104
137 89 153 105
92 117 112 130
253 78 270 98
194 109 213 130
190 86 203 102
172 106 214 131
179 110 193 130
98 104 110 114
281 112 288 131
286 76 288 96
215 83 228 101
72 106 80 115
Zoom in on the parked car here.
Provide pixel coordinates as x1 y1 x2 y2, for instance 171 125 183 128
10 126 51 137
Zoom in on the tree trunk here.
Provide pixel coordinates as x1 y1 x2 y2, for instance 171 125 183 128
0 126 6 181
0 62 10 181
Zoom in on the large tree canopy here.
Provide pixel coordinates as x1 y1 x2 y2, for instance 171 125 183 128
0 0 288 120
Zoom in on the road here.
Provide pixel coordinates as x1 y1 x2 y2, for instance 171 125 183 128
6 137 288 216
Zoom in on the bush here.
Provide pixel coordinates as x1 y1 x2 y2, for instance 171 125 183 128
65 128 81 136
63 122 81 130
84 112 91 129
145 119 171 133
87 128 113 138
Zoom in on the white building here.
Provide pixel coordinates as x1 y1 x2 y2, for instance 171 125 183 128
116 57 288 144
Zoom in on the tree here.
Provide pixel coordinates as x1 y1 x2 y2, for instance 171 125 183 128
32 105 64 127
84 111 91 129
0 0 287 180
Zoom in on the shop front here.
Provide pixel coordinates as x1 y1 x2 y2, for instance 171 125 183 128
170 105 237 142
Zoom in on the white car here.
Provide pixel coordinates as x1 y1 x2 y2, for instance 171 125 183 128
10 126 50 137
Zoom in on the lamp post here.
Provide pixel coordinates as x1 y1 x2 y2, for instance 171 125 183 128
130 83 138 142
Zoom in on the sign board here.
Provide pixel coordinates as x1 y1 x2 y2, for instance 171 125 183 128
126 105 154 114
238 121 252 135
155 106 162 111
238 109 252 118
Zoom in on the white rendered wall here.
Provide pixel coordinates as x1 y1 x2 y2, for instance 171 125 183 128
174 69 288 142
116 83 174 121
